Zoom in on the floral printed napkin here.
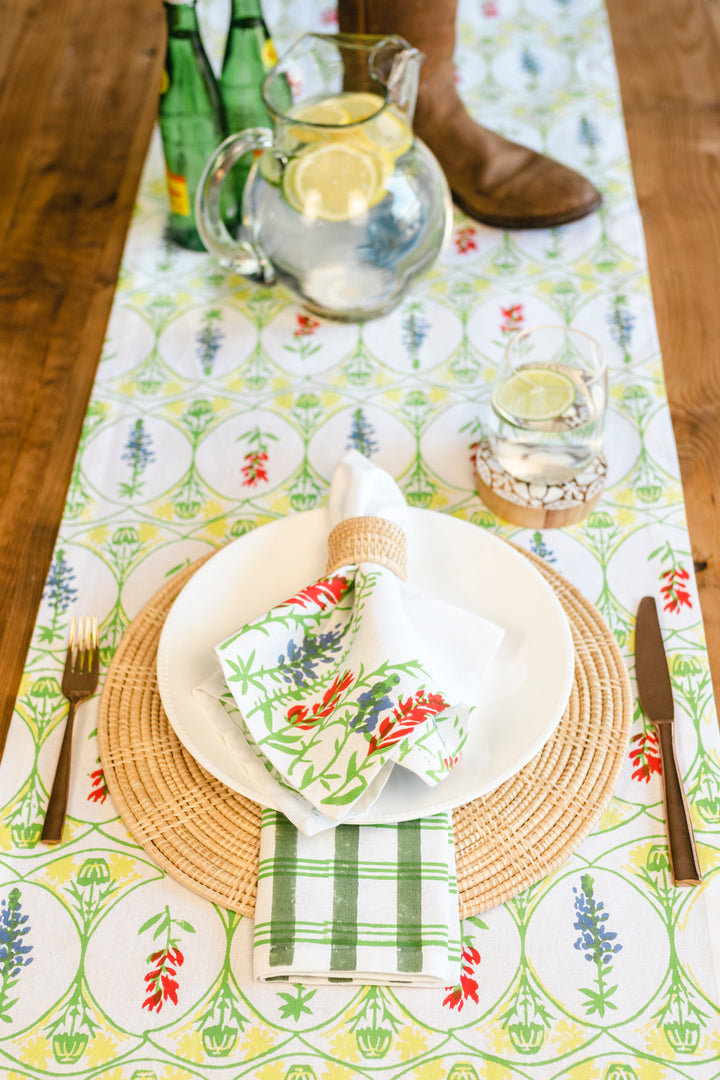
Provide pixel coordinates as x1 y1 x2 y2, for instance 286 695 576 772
253 808 461 986
209 451 505 822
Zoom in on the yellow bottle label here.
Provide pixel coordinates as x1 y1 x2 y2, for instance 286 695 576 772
261 38 278 70
160 67 169 94
166 170 191 217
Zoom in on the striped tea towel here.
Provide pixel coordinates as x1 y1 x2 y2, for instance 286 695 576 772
253 809 461 985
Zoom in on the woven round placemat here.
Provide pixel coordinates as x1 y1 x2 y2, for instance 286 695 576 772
98 545 632 919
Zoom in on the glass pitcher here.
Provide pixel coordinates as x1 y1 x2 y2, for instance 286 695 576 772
196 33 452 321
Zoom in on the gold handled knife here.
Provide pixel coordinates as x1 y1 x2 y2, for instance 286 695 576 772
635 596 702 885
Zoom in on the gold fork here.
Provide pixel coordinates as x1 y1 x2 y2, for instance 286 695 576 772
40 616 99 845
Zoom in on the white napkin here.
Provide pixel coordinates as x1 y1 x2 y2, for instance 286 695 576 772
207 451 505 823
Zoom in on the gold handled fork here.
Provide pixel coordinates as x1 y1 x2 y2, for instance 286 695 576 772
40 616 99 845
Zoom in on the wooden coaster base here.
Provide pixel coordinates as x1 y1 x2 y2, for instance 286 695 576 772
475 438 606 529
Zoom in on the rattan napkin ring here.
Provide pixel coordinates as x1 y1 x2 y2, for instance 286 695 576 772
326 515 407 580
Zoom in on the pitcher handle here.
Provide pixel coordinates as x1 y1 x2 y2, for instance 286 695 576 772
196 128 276 283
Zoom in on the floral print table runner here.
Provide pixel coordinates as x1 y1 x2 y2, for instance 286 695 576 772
0 0 718 1077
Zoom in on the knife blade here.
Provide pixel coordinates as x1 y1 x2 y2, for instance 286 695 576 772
635 596 702 885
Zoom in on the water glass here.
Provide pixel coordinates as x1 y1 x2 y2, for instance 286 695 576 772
488 324 607 485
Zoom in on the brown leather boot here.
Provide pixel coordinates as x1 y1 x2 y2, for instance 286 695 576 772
338 0 602 229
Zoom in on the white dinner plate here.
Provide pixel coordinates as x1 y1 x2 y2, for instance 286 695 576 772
156 508 574 823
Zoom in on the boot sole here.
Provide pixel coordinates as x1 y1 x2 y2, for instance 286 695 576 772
452 190 603 231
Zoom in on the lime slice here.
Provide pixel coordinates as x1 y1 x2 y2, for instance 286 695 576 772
283 141 385 222
495 367 576 422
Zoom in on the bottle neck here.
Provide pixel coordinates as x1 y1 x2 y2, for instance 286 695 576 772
229 0 265 20
164 1 200 35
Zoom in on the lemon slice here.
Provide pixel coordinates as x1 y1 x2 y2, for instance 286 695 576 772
283 141 385 221
334 91 386 122
495 367 576 422
360 104 413 157
287 99 352 126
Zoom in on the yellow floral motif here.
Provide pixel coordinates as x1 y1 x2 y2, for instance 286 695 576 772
481 1062 516 1080
563 1061 602 1080
322 1064 355 1080
255 1064 286 1080
164 380 184 396
627 841 656 873
241 1026 275 1059
85 1032 118 1067
107 853 139 881
160 1066 194 1080
643 1022 676 1059
204 515 228 539
597 803 627 830
485 1022 513 1055
411 1060 445 1080
87 526 111 546
269 494 291 514
19 1036 51 1068
395 1026 428 1062
550 1018 586 1054
201 499 225 521
138 522 160 544
44 855 77 885
616 507 638 527
175 1030 204 1063
152 501 176 521
328 1028 360 1063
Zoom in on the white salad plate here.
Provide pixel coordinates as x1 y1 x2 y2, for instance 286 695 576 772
156 508 574 823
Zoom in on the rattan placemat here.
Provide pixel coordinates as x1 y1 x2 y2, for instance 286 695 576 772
98 545 632 918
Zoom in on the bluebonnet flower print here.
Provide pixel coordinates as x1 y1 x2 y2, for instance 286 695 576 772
278 626 346 688
573 873 622 1016
521 47 542 87
347 409 379 458
349 674 401 734
608 294 636 364
402 302 430 369
530 531 557 563
119 418 155 497
39 549 78 643
195 309 224 376
0 888 33 1023
578 116 601 164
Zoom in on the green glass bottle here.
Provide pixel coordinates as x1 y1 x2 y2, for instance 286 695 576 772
219 0 286 211
159 0 231 250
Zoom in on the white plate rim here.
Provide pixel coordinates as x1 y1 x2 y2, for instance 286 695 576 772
156 508 574 823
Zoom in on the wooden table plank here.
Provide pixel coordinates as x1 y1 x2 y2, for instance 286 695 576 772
0 0 164 756
0 0 718 760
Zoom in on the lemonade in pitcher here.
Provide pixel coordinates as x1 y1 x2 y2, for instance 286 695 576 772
197 34 452 321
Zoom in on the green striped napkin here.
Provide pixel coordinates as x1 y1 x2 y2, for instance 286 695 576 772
253 809 461 985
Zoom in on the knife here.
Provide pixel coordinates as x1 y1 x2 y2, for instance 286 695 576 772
635 596 702 885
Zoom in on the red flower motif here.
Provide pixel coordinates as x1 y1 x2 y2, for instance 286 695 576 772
280 575 350 611
443 754 461 770
454 225 477 254
320 6 338 24
87 767 109 804
143 946 184 1013
660 567 692 613
366 689 448 756
294 314 321 337
629 728 662 783
443 945 481 1011
500 303 524 334
287 670 355 730
482 1 499 16
241 450 269 487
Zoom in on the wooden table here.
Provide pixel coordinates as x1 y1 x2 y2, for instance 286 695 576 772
1 0 719 755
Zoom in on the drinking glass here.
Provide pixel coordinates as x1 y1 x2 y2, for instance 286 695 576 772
488 324 607 485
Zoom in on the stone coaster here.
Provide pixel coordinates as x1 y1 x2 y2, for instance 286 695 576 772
475 438 606 529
